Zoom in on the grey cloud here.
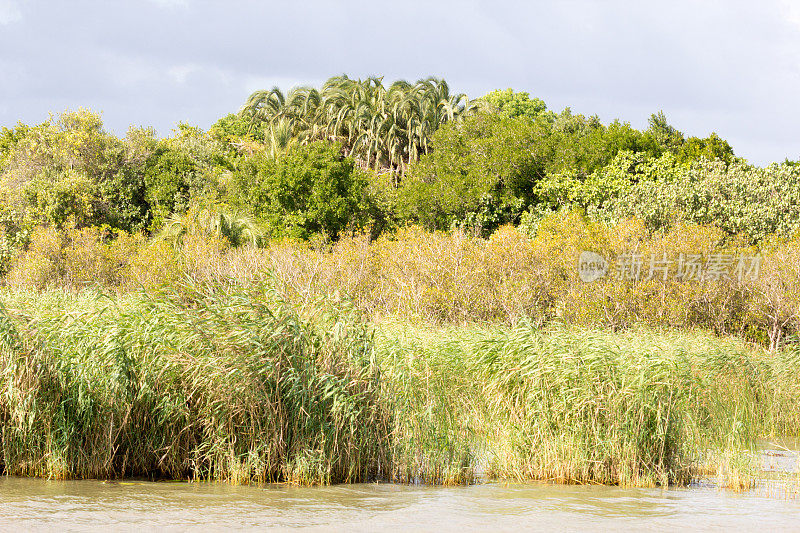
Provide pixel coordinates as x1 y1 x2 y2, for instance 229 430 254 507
1 0 799 163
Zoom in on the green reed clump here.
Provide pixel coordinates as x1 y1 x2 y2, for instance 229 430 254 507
0 281 389 483
766 342 800 435
375 323 479 484
475 327 732 485
0 284 795 487
375 323 798 487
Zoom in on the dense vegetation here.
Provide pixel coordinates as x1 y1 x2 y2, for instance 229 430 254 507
0 77 774 252
0 285 795 488
0 75 799 487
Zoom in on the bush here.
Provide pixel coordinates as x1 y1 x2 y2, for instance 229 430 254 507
6 225 181 291
9 210 800 350
599 159 800 243
230 141 369 240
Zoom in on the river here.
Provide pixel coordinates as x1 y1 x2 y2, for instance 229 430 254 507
0 477 798 531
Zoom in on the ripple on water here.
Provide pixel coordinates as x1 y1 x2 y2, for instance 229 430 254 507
0 478 798 532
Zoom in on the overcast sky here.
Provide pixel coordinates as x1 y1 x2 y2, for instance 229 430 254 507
1 0 799 165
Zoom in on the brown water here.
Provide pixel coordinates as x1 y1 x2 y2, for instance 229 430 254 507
0 477 798 532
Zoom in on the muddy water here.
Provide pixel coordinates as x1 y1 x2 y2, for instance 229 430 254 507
0 477 798 532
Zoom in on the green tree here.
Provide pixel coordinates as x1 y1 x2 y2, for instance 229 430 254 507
647 111 685 153
0 109 135 231
600 159 800 242
480 88 554 122
143 124 231 230
230 141 368 239
398 112 552 232
677 132 735 164
210 112 264 142
547 113 662 176
143 146 200 230
535 151 685 213
239 76 476 175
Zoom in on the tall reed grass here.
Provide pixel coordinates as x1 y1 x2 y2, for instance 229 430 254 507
0 282 389 483
375 323 800 486
0 282 796 486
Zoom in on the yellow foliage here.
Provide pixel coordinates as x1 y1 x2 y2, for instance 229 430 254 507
9 210 800 348
7 226 183 291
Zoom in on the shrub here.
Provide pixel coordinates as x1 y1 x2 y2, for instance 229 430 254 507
230 142 369 240
6 225 176 291
600 159 800 243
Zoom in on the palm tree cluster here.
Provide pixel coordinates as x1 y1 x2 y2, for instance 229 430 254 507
239 75 476 175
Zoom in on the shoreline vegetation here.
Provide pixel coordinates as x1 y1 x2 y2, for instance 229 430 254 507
0 282 797 488
0 76 799 488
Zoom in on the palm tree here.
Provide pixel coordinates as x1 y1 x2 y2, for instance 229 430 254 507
160 204 263 247
265 118 297 159
238 75 476 175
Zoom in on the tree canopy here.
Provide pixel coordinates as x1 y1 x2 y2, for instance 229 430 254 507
0 77 759 267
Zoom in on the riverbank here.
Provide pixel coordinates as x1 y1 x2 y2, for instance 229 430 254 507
0 281 797 487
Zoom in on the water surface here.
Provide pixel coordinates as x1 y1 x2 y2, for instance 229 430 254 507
0 477 798 531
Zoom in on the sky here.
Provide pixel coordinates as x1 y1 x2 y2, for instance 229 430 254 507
1 0 799 165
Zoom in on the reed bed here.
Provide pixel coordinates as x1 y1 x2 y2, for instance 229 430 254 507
0 284 796 487
375 323 800 487
0 282 389 483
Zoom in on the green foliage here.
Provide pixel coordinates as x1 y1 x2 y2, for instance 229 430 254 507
159 202 263 248
0 283 793 487
210 112 264 142
0 281 388 482
548 109 663 175
231 141 368 239
677 132 735 164
398 108 664 232
398 113 549 232
647 110 685 152
643 111 735 166
0 124 29 171
534 151 685 213
0 82 743 249
0 110 159 237
143 145 201 229
24 170 100 228
601 159 800 242
479 88 554 121
141 125 231 230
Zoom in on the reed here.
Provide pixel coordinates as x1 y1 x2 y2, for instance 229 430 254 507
0 284 796 487
375 323 800 487
0 281 389 483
